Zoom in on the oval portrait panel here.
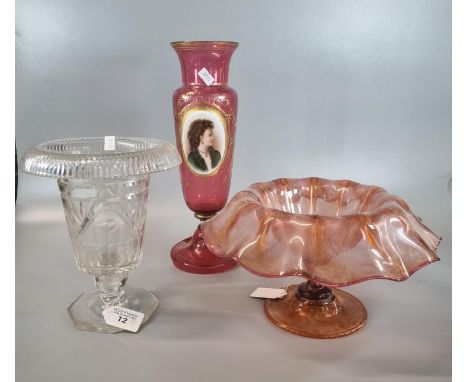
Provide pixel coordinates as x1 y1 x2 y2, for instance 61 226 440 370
181 107 227 176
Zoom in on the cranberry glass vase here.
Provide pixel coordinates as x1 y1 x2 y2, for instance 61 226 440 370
170 41 239 274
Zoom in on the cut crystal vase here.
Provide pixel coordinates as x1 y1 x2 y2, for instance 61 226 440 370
21 137 180 333
202 177 441 338
170 41 239 274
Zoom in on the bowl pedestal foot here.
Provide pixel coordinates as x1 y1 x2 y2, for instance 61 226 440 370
264 281 367 339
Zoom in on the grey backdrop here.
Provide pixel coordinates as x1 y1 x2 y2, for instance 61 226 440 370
16 1 451 381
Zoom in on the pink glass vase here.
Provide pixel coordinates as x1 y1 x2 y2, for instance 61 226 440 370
170 41 239 274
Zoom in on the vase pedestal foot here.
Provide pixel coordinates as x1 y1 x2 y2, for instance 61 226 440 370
67 286 159 334
264 283 367 339
171 225 237 274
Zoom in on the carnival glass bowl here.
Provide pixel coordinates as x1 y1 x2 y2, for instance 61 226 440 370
21 137 181 333
202 177 441 338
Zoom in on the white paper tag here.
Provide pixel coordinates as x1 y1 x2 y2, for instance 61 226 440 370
250 287 287 299
198 67 215 86
104 136 115 151
103 306 145 332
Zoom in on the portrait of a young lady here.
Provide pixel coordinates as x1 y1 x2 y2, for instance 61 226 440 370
187 119 221 172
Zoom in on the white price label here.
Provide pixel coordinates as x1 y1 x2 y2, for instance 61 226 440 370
104 136 115 151
103 306 145 332
197 67 215 86
250 287 287 299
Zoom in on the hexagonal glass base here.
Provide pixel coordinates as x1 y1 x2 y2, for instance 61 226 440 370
67 286 159 334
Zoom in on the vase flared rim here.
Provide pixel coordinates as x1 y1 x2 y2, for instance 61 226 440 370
170 41 239 49
20 137 181 179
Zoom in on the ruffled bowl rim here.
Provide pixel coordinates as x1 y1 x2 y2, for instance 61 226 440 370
202 177 442 287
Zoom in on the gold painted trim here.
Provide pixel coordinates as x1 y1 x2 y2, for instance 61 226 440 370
194 211 216 221
171 41 239 49
178 104 229 177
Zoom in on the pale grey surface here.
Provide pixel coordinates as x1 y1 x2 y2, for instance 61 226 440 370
16 188 451 382
16 0 451 381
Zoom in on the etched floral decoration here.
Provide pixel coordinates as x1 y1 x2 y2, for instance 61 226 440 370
21 137 181 333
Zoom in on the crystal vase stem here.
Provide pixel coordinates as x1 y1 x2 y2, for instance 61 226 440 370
94 272 129 309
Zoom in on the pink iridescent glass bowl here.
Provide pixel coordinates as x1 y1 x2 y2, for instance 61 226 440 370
202 177 441 338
